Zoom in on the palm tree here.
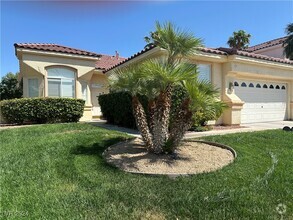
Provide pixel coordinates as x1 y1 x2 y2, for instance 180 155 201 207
110 21 225 154
142 22 203 152
227 30 251 50
145 21 203 64
283 23 293 60
167 78 224 152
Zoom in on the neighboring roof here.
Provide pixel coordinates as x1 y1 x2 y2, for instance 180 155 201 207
245 37 286 52
217 47 293 65
14 43 101 58
96 54 126 70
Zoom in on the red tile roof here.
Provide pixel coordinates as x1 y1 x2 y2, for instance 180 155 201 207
15 40 292 75
95 54 126 70
106 45 292 72
14 43 101 58
198 47 227 55
104 45 157 72
217 47 293 64
245 37 286 52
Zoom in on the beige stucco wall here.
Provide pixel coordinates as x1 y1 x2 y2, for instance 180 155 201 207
18 50 99 121
21 53 97 78
290 81 293 120
90 73 109 117
229 59 292 80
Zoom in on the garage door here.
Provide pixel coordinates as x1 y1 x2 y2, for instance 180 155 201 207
234 80 287 123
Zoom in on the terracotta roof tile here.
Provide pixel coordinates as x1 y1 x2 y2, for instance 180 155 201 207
14 43 101 58
198 47 227 55
104 45 156 72
95 54 126 70
217 47 293 64
245 37 286 52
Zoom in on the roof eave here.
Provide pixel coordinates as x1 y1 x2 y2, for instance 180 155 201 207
230 54 293 69
15 47 101 61
104 46 162 74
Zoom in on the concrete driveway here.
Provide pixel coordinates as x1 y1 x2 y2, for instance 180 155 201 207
184 120 293 139
87 120 293 139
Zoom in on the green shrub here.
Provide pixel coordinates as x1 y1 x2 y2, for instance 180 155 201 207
99 86 225 131
0 98 85 124
98 87 186 129
98 92 148 129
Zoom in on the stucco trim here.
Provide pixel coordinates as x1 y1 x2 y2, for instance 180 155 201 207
16 48 101 61
230 55 293 70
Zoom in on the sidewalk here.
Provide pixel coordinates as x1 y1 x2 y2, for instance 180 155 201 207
87 120 293 139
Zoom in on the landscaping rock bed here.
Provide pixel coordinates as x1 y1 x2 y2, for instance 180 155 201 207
103 138 236 176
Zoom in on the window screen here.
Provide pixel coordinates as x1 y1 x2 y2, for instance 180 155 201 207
28 78 39 97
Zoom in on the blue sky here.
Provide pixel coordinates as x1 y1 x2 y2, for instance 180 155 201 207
1 1 292 77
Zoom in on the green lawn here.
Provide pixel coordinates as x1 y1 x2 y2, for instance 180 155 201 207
0 123 292 219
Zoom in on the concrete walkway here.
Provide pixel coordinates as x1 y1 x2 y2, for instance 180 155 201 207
87 120 293 139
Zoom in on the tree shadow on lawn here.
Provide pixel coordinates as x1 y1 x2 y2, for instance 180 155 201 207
71 136 128 157
54 137 129 188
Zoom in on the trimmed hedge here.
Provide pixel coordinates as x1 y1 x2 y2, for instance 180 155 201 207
98 86 186 129
0 97 85 124
98 92 148 129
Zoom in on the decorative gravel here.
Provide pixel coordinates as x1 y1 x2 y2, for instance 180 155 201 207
103 138 235 176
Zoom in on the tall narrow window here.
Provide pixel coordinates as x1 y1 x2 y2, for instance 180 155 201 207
197 64 211 82
28 78 39 97
81 82 88 103
47 67 75 98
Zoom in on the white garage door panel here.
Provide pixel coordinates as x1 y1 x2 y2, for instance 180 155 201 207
234 81 287 123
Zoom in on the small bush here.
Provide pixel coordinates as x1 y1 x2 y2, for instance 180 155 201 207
98 92 148 129
0 97 85 124
98 87 186 129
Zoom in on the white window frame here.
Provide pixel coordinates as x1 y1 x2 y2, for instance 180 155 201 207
197 64 212 82
47 67 76 98
81 81 88 104
28 78 39 97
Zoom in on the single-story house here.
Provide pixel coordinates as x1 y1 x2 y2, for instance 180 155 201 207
15 37 293 124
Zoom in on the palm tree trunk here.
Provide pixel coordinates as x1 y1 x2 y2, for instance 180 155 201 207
167 98 193 152
152 84 173 153
132 96 154 151
148 99 156 134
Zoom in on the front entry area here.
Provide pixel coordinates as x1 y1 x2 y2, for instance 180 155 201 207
234 80 287 123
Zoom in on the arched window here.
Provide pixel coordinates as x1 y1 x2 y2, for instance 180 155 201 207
249 83 254 88
276 85 280 89
281 86 286 90
269 85 274 89
263 84 268 88
47 67 75 98
241 82 247 87
234 81 239 86
256 84 261 88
